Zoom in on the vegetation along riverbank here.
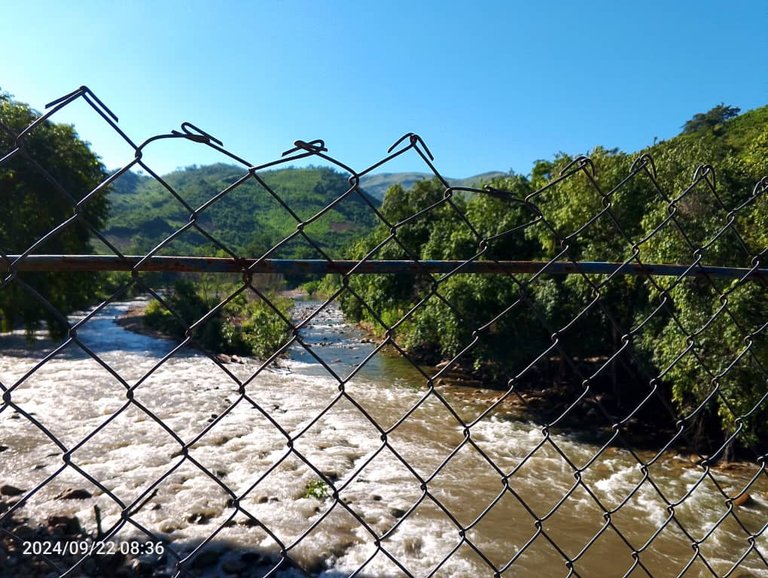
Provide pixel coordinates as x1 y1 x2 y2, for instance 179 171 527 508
3 87 767 462
334 103 768 461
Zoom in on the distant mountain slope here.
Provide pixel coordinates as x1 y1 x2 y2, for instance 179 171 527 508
103 166 509 257
104 164 381 258
359 171 507 200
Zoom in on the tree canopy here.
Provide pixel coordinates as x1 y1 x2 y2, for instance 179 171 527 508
0 91 110 337
340 104 768 453
682 103 741 134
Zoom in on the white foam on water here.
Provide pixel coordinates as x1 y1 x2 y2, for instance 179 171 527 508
2 300 767 576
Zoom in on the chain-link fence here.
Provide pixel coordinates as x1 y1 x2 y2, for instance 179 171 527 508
1 86 767 577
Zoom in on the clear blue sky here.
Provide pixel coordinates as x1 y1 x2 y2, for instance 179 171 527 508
2 0 766 178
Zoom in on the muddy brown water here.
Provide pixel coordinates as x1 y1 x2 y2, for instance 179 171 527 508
0 299 766 577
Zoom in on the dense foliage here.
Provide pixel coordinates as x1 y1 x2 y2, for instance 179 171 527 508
144 279 292 359
341 104 768 451
0 91 110 337
682 103 741 135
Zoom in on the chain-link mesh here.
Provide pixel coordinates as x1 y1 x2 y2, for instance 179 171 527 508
1 87 767 577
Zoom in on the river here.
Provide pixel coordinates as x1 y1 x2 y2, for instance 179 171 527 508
0 299 766 577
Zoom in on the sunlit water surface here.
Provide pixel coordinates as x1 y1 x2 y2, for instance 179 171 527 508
1 299 766 577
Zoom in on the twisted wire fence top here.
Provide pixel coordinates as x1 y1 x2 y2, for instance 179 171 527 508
1 86 767 578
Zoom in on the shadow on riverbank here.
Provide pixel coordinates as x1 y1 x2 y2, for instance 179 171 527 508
1 497 331 578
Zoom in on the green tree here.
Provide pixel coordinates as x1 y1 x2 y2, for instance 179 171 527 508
682 103 741 135
144 279 292 358
0 91 110 337
340 104 768 451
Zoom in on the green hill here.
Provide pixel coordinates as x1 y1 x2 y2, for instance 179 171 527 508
102 165 511 258
102 103 766 263
103 164 382 259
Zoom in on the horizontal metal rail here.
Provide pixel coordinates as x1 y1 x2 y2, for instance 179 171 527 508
2 255 766 279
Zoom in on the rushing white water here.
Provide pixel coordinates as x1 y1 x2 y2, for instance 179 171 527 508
1 299 766 577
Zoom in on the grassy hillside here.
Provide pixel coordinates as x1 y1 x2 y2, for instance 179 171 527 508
103 165 512 257
104 164 381 258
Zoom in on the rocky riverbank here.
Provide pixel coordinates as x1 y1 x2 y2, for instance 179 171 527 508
113 304 168 341
1 495 309 578
1 495 155 578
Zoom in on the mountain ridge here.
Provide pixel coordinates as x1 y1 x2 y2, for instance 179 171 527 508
359 171 507 200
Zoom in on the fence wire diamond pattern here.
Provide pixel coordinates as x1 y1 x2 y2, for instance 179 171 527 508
1 87 767 577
